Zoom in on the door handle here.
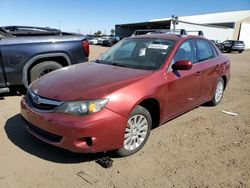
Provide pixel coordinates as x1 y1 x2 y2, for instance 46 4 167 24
194 71 201 76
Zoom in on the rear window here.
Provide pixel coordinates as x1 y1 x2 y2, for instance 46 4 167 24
235 41 244 44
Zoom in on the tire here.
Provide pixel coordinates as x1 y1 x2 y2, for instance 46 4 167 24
30 61 63 83
208 77 224 106
116 105 152 157
9 85 27 95
239 51 243 53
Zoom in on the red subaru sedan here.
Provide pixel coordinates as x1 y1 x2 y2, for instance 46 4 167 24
21 31 230 156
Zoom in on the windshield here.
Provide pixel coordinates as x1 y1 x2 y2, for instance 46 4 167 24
98 38 174 70
235 41 244 44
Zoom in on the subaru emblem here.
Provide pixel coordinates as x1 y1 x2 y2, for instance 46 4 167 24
34 89 38 94
33 95 41 104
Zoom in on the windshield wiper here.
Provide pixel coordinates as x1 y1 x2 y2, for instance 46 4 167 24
109 62 126 68
95 59 102 63
96 59 127 68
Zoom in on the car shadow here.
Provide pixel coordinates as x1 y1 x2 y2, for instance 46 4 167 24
4 114 110 164
0 92 21 100
222 51 243 55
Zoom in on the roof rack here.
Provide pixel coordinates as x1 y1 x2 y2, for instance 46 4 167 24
132 29 204 37
186 30 204 36
132 29 187 36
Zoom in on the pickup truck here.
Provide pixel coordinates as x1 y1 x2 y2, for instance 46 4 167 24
0 26 89 93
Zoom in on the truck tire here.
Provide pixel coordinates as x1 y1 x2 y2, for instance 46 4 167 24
30 61 63 83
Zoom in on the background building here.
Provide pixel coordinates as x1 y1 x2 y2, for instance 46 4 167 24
116 10 250 48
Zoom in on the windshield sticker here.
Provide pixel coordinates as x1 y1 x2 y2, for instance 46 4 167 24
139 48 146 56
148 44 169 50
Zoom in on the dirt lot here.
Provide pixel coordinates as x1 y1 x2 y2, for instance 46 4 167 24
0 46 250 188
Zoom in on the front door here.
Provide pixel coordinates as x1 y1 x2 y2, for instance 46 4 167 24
163 40 202 120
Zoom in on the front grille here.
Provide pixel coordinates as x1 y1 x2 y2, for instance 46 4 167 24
26 90 63 111
23 118 62 143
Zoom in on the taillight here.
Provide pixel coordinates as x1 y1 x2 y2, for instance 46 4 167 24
81 40 89 57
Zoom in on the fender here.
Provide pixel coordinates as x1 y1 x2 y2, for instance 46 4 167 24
22 53 71 88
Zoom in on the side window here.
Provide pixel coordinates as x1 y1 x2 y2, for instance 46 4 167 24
168 40 196 72
210 42 218 56
196 40 215 62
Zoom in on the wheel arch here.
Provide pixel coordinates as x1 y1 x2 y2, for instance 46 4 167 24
22 53 71 87
221 75 227 89
137 98 161 129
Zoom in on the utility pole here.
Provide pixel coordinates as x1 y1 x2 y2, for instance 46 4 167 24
171 15 178 31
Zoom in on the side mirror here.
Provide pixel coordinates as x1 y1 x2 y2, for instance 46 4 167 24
172 60 192 71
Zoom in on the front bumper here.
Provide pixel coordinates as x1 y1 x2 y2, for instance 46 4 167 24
20 98 127 153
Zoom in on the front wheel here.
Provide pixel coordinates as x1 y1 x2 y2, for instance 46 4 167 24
208 77 224 106
116 105 152 157
239 50 243 53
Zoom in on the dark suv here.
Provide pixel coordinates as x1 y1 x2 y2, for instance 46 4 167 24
222 40 245 53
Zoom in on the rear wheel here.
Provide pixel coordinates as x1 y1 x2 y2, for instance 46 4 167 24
208 77 224 106
30 61 63 83
116 105 152 157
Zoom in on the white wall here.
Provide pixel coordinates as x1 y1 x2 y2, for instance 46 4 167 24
151 10 250 25
173 21 234 42
239 23 250 49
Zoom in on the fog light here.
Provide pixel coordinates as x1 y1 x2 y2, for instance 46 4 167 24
79 137 97 147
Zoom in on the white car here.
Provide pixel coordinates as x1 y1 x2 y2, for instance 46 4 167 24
89 38 99 45
97 37 111 45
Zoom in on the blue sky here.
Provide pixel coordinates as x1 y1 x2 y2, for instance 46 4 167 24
0 0 249 34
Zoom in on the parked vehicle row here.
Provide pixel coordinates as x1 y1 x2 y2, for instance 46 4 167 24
21 29 230 157
89 36 120 47
0 26 89 94
211 39 245 53
221 40 245 53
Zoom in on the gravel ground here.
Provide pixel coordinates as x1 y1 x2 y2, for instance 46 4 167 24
0 46 249 188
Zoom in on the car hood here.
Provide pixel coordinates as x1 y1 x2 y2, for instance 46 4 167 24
30 62 153 101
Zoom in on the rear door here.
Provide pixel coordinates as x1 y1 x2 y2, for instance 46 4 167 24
195 39 220 102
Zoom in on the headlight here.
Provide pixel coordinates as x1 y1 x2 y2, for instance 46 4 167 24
56 99 109 116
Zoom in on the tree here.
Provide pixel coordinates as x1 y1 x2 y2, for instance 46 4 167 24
111 29 115 36
94 30 102 37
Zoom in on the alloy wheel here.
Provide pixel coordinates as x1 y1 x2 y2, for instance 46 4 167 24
124 115 149 151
